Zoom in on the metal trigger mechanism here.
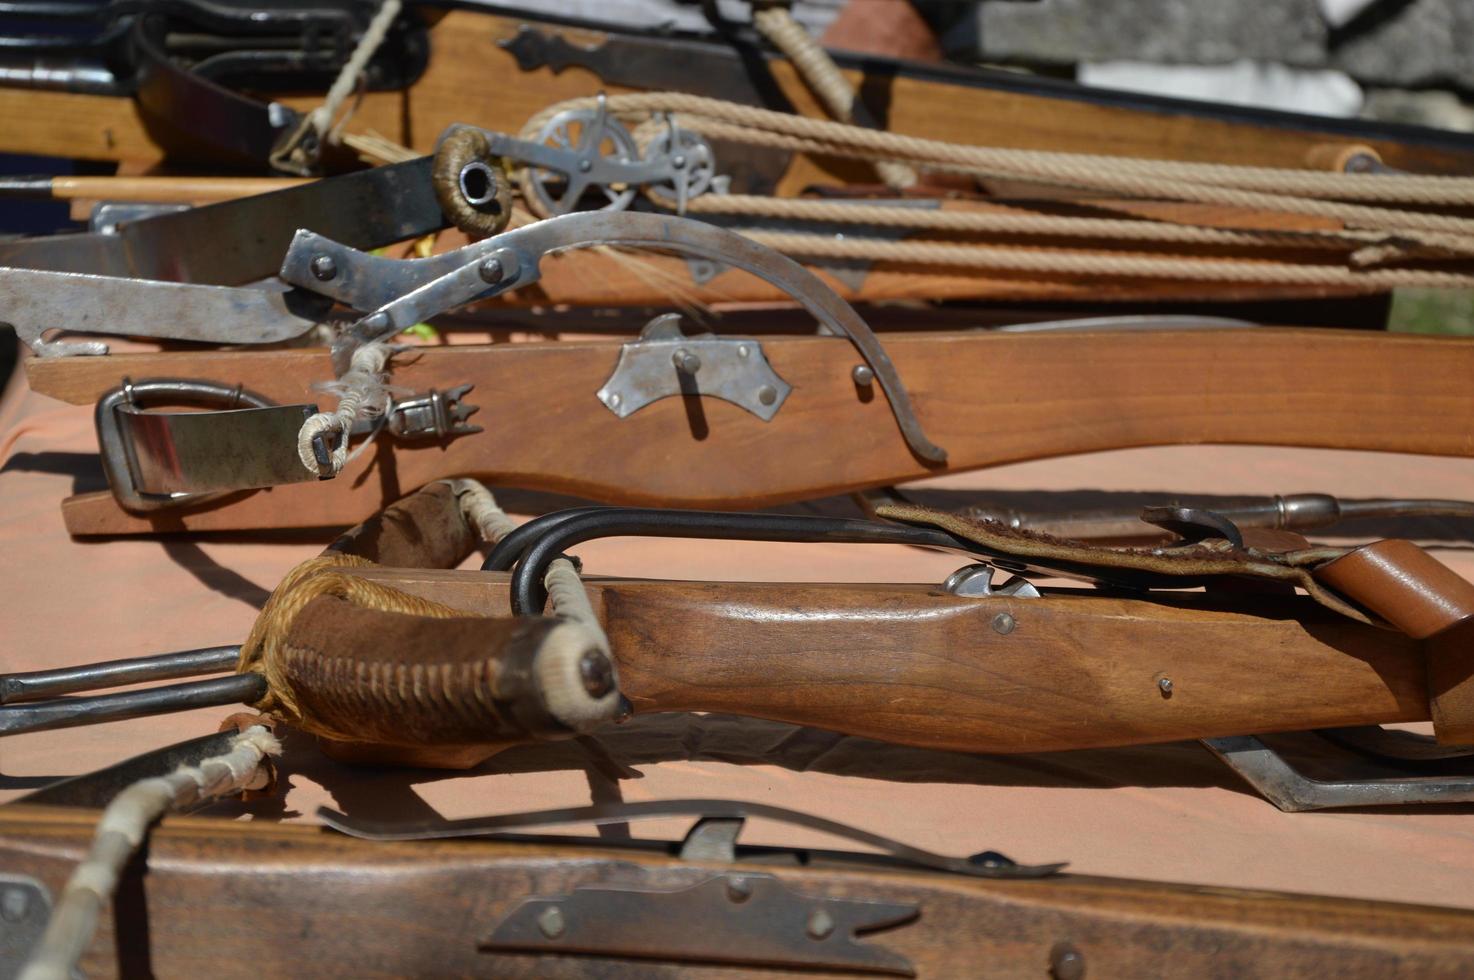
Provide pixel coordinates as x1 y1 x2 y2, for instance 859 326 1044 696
284 211 947 462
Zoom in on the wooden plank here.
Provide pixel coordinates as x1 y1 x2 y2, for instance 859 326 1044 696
26 328 1474 534
6 806 1474 978
6 9 1474 177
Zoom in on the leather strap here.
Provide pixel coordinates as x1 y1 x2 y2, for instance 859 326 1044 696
325 481 476 569
1314 540 1474 744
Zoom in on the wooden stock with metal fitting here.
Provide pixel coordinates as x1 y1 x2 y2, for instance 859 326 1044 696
334 566 1436 762
29 327 1474 535
2 805 1472 978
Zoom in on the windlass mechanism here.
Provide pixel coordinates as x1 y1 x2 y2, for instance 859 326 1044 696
435 95 719 220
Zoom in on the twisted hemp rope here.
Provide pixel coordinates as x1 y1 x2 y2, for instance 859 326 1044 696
520 91 1474 287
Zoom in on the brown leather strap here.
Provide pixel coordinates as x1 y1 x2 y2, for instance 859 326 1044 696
282 595 621 759
325 481 475 569
1314 540 1474 743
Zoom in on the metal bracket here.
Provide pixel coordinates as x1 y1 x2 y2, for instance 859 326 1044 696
480 871 919 976
1203 731 1474 811
597 314 791 421
95 378 317 512
282 211 948 462
0 875 51 980
942 562 1041 599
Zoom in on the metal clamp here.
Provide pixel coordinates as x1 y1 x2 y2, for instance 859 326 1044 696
597 314 790 421
380 383 482 441
96 378 317 512
281 211 948 462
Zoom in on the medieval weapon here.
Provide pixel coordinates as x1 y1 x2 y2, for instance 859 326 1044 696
23 320 1474 535
6 792 1474 977
6 481 1473 813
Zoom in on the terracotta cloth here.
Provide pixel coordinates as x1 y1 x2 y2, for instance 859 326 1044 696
3 353 1473 908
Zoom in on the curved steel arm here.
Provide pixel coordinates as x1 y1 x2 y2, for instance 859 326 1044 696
506 508 992 614
319 798 1063 879
282 212 947 463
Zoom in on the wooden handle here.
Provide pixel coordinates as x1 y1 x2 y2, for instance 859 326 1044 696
348 569 1429 755
279 596 621 764
324 481 475 569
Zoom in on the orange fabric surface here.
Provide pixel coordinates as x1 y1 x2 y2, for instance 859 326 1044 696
2 351 1473 908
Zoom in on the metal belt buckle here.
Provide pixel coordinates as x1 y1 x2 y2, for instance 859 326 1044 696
96 378 318 512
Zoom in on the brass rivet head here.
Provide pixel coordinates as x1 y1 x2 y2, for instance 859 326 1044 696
579 650 615 699
1157 676 1174 698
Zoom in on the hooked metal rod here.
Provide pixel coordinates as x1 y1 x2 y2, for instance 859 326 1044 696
0 674 266 737
0 645 243 704
507 508 989 615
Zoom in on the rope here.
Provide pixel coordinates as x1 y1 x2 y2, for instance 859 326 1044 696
528 93 1474 246
751 5 916 188
297 342 395 478
272 0 403 173
446 478 518 544
743 230 1474 289
444 479 613 660
685 194 1408 252
18 727 279 980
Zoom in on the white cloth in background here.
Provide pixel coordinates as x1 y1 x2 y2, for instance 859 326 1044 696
1080 59 1364 117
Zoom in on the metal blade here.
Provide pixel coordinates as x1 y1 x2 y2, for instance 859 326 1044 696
0 156 443 284
1 269 329 354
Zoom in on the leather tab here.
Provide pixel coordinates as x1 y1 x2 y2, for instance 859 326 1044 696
1315 540 1474 743
326 482 475 569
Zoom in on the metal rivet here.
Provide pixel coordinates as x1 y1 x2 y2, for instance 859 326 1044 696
851 364 874 386
0 888 28 923
672 154 687 168
806 909 835 940
1050 941 1086 980
579 650 614 699
991 612 1016 635
579 158 593 172
726 877 752 903
607 392 622 408
672 348 701 374
309 255 337 281
1158 676 1174 697
737 344 750 357
757 385 778 406
537 905 566 939
478 257 504 284
362 311 390 332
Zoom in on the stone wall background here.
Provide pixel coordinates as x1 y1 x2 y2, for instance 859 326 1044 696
928 0 1474 131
